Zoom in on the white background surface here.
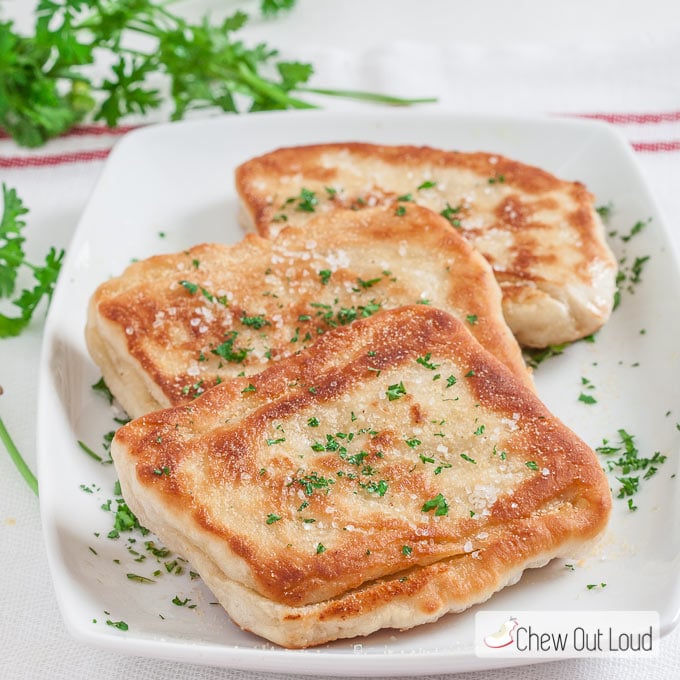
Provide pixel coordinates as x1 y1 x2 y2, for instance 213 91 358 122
1 1 679 679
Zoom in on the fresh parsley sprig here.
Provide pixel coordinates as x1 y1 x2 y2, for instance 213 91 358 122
0 184 64 338
1 1 435 148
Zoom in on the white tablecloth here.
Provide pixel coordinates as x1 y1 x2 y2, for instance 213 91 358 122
1 1 679 678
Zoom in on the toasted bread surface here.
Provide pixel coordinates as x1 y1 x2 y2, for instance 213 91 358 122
235 143 617 347
112 305 611 648
86 205 530 418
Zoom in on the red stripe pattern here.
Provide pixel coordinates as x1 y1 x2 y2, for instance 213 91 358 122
0 149 111 168
0 124 140 141
1 113 678 169
631 140 680 152
570 111 680 125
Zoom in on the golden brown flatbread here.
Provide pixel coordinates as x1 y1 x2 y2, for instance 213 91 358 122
86 205 530 418
236 143 617 347
112 305 611 648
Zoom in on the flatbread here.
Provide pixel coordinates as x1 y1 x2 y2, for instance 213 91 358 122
86 205 531 418
236 143 618 347
112 305 611 648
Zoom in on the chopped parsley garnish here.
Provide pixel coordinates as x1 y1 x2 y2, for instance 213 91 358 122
395 205 406 216
266 513 281 524
460 453 477 464
297 188 318 212
613 227 652 309
523 342 570 369
106 619 129 631
416 352 440 370
421 493 449 516
178 280 198 295
363 479 388 496
401 545 413 556
172 596 191 606
596 428 666 507
405 437 421 448
386 381 406 401
488 174 505 184
266 437 285 446
595 203 614 223
473 425 485 436
211 331 250 363
307 417 320 427
291 471 335 496
616 475 639 498
318 269 332 285
357 276 382 289
91 377 114 404
440 203 462 227
78 440 103 462
465 370 475 377
316 543 326 554
466 314 478 325
578 393 597 404
525 461 539 471
325 186 338 198
397 193 414 202
621 218 650 242
107 497 149 539
346 451 368 465
417 180 437 190
126 573 156 584
241 384 257 393
240 314 269 329
446 375 457 387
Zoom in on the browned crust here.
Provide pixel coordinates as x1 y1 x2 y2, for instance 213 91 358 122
86 205 531 418
235 143 564 218
235 142 618 347
113 306 610 619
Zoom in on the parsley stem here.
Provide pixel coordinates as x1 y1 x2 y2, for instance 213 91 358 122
298 87 438 106
236 63 317 109
0 415 39 497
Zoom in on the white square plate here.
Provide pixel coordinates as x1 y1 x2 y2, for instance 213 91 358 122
38 110 680 675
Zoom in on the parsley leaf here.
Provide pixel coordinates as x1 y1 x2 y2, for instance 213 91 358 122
261 0 297 17
0 184 64 337
421 493 449 516
386 382 406 401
